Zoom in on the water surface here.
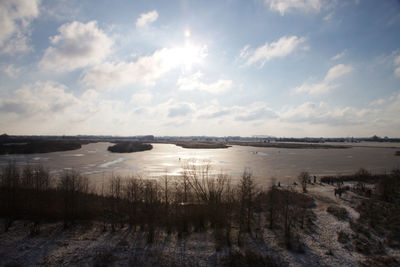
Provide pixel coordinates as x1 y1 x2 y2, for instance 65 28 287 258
1 142 399 185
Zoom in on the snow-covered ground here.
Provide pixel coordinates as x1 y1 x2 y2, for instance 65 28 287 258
1 183 399 266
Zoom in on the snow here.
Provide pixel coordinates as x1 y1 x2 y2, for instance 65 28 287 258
1 183 399 266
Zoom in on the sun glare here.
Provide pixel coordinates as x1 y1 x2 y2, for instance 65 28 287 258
184 29 191 37
171 41 206 71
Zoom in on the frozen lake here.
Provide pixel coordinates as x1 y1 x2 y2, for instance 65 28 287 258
1 142 399 185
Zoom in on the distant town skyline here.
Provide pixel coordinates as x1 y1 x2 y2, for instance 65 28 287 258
1 0 400 137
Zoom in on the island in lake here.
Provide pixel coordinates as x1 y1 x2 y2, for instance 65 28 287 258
107 142 153 153
175 141 230 149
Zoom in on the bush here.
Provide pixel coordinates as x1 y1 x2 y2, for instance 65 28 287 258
221 249 281 267
337 231 350 243
327 205 348 221
361 256 399 267
93 250 115 267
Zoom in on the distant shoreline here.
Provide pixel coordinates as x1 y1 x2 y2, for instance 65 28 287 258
227 141 351 149
175 142 230 149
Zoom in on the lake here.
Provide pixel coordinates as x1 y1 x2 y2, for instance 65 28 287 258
1 142 399 186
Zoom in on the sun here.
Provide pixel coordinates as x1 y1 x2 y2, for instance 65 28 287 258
184 29 191 37
170 42 206 71
163 28 207 71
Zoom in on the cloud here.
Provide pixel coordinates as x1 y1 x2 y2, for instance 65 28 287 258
278 93 400 134
323 12 334 21
395 67 400 78
82 45 207 89
168 103 195 118
196 102 277 122
198 109 231 119
279 101 373 126
196 103 232 119
0 81 136 134
234 103 278 121
265 0 323 15
130 91 153 105
240 36 306 67
136 10 158 27
369 98 386 107
331 50 346 60
393 52 400 78
294 64 353 94
0 81 79 116
0 0 40 54
324 64 353 82
1 64 22 78
177 72 233 94
39 21 113 72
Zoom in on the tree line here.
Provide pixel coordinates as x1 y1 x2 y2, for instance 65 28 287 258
0 161 316 251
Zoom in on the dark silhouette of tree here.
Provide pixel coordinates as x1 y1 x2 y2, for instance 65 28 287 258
298 171 310 193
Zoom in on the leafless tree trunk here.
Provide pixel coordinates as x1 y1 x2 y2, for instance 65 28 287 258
0 161 20 232
125 175 143 231
109 175 123 231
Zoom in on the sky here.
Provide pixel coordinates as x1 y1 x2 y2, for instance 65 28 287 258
0 0 400 137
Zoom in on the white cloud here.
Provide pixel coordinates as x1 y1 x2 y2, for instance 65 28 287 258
196 102 277 122
279 101 373 126
265 0 323 15
278 93 400 135
136 10 158 27
331 50 346 60
239 45 250 58
1 64 22 78
0 81 135 135
323 12 334 21
197 105 232 119
393 53 400 78
240 36 306 67
0 81 78 116
395 54 400 65
177 72 233 94
324 64 353 82
294 64 353 94
395 67 400 78
234 103 278 121
168 103 195 118
39 21 113 72
369 98 386 107
0 0 40 54
131 91 153 105
294 82 336 95
82 45 207 89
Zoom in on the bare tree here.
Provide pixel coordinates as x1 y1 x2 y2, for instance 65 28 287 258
298 171 310 193
239 169 255 233
58 170 89 228
267 178 278 229
184 160 227 205
143 179 160 243
125 175 143 230
0 161 20 231
29 165 51 235
376 169 400 202
109 175 123 231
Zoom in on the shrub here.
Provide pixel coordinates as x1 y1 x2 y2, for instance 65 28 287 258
327 205 348 221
